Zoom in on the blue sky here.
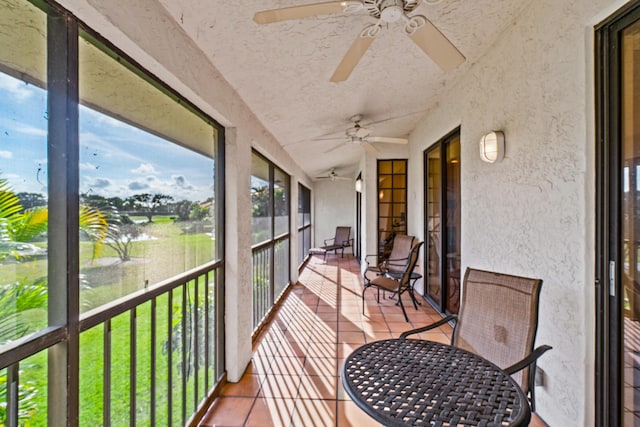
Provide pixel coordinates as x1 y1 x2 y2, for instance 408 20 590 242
0 72 214 202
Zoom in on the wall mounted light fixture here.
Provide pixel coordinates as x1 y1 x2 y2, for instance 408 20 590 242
479 131 505 163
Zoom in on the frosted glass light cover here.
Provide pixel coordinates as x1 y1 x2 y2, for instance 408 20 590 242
479 131 504 163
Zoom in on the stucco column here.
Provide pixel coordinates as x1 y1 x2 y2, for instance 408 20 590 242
224 128 253 382
290 178 300 284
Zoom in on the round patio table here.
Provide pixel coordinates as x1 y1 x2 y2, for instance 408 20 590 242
341 338 531 427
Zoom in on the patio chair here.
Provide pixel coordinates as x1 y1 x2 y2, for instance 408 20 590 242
399 267 552 411
362 241 423 322
319 226 353 259
364 234 416 280
363 234 416 306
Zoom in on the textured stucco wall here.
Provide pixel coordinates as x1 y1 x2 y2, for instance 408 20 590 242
407 0 629 424
314 179 356 250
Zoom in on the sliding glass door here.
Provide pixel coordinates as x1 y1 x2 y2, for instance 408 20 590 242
424 130 461 314
596 3 640 424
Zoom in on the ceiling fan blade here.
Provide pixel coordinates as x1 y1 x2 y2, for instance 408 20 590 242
361 141 379 155
311 136 344 141
366 136 409 144
406 16 465 71
330 26 377 82
254 1 351 24
315 176 351 181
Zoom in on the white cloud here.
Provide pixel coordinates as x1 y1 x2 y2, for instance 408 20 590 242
80 162 97 170
0 74 34 102
79 131 144 164
172 174 194 190
132 163 157 175
91 178 112 189
15 125 46 137
129 181 150 191
0 150 12 159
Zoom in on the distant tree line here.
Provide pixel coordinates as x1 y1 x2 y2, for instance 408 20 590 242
80 193 213 223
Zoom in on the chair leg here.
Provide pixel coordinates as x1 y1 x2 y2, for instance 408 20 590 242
529 363 538 412
408 286 419 310
362 286 368 315
397 291 409 322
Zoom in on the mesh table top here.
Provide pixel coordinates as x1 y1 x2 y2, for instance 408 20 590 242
341 339 531 427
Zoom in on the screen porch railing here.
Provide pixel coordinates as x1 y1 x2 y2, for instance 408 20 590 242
1 260 224 426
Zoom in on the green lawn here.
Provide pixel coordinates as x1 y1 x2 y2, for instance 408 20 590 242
1 220 219 426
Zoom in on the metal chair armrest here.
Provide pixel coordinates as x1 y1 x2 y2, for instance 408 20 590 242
503 345 552 375
341 238 353 247
364 254 378 264
399 315 458 339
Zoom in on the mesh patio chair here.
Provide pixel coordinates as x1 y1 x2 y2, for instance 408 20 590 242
319 226 353 259
363 234 415 282
363 234 417 308
362 241 423 322
400 267 552 411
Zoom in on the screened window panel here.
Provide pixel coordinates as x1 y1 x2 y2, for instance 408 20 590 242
251 154 271 245
0 0 49 345
78 35 217 311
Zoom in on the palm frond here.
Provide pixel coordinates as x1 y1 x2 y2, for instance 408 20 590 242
9 207 48 242
0 278 48 315
0 177 23 221
80 204 108 259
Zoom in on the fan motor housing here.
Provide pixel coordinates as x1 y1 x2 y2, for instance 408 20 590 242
364 0 419 19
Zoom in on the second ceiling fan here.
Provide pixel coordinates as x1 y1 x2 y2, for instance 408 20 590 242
321 114 408 155
254 0 465 82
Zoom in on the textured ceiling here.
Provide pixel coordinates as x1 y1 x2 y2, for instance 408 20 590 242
156 0 528 180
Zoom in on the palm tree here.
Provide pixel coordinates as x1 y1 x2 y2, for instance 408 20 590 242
0 175 108 260
0 174 108 423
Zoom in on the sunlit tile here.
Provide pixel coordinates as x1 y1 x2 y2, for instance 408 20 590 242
304 357 338 377
200 396 254 426
305 341 337 359
387 322 413 334
260 374 301 398
361 320 388 332
245 396 296 427
247 355 274 376
338 331 366 344
338 312 361 323
337 400 384 426
291 399 337 427
337 342 359 359
316 303 337 313
382 312 410 323
198 253 454 426
221 374 263 398
364 330 394 341
297 374 338 400
269 356 306 376
337 321 363 332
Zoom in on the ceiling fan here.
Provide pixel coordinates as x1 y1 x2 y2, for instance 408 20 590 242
321 114 408 155
315 168 352 181
253 0 465 82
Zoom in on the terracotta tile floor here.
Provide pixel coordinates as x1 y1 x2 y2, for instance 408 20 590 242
199 254 546 427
